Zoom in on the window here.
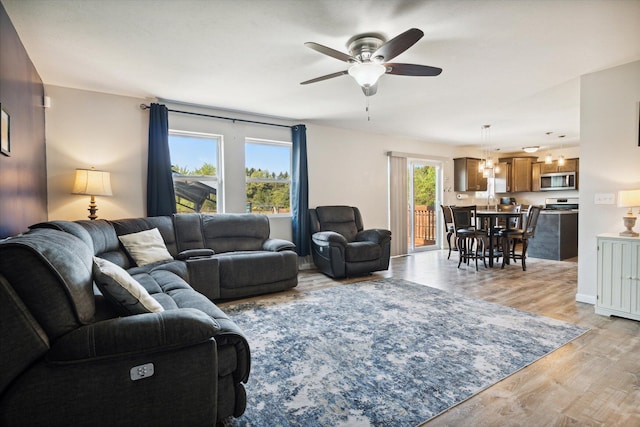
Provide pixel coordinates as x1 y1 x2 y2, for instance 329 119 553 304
168 131 221 213
245 138 291 214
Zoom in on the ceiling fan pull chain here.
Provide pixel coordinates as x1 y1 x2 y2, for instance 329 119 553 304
366 96 371 121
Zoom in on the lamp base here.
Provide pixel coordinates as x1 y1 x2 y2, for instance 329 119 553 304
620 215 638 237
87 195 98 220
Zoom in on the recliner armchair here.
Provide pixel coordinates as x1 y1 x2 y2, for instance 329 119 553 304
309 206 391 278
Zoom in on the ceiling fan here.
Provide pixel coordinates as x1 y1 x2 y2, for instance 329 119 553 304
301 28 442 96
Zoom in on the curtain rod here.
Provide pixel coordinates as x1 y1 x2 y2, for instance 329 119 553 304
139 104 293 129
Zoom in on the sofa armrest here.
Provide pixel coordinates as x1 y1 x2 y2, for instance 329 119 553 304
262 238 296 252
47 308 220 362
176 248 215 260
356 229 392 244
312 231 348 247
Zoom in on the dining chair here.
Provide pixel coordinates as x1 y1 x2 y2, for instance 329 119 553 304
495 204 522 231
499 205 542 271
440 204 456 259
450 205 487 270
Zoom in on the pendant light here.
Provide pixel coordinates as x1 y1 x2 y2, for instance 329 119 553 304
557 135 566 166
480 124 495 178
542 132 552 163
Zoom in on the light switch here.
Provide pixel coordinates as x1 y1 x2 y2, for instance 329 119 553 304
594 193 615 205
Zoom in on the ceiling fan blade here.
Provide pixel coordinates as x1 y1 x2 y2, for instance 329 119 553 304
304 42 356 63
372 28 424 62
385 63 442 76
300 70 349 85
361 84 378 97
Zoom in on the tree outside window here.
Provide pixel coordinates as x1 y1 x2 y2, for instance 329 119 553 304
245 139 291 214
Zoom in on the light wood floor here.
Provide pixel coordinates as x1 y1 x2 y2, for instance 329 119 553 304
289 251 640 426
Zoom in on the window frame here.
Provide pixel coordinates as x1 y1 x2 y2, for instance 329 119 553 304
245 137 292 217
168 129 223 213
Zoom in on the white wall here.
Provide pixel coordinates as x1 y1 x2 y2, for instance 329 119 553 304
306 124 456 230
45 86 148 221
44 86 458 241
577 60 640 303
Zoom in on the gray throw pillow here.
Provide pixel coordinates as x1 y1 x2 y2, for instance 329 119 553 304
92 256 164 315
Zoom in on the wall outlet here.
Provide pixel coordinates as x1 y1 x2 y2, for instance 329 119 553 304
594 193 616 205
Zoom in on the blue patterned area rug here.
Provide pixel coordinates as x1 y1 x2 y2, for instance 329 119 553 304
222 278 588 427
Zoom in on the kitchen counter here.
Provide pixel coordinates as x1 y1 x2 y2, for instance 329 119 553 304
527 210 578 260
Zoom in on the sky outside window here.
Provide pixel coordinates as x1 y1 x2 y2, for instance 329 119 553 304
169 134 218 173
169 134 289 174
245 142 291 174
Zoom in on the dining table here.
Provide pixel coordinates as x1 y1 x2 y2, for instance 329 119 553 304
475 210 524 267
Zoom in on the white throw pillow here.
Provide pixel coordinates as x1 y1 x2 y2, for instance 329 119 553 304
118 228 173 266
92 256 164 315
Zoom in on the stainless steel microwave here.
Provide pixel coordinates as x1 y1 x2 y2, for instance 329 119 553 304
540 172 576 191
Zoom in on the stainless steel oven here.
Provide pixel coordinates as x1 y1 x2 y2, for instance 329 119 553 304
540 172 576 191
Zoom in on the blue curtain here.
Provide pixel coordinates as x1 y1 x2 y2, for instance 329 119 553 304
291 124 310 256
146 103 176 216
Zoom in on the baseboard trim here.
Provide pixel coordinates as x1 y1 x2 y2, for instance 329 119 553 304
576 293 596 305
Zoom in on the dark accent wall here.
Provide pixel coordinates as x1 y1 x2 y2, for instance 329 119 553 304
0 2 47 238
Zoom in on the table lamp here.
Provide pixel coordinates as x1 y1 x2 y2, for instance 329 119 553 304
617 189 640 237
72 168 112 220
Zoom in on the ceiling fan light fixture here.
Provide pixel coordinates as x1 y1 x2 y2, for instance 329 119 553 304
348 62 386 87
522 146 539 153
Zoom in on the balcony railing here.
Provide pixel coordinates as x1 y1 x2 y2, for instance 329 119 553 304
411 205 436 246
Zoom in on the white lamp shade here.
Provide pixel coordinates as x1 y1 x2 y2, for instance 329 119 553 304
348 62 386 87
522 146 539 153
617 189 640 208
72 168 113 196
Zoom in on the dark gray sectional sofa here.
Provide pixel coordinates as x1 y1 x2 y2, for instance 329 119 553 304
0 213 298 426
39 213 299 301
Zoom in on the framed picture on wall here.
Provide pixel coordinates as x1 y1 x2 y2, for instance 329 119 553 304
1 105 9 156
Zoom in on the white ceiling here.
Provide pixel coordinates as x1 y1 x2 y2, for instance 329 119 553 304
3 0 640 151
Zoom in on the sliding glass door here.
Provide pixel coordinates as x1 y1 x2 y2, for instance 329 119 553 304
408 160 442 252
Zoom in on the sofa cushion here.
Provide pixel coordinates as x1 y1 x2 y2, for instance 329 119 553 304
110 217 178 256
345 241 382 262
316 206 359 242
118 228 174 267
173 213 205 252
200 214 269 253
92 257 164 315
0 228 95 340
215 250 297 289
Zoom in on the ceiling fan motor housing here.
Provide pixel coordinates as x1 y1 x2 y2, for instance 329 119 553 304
347 35 386 62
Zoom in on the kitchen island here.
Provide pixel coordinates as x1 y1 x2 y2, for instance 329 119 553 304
527 210 578 261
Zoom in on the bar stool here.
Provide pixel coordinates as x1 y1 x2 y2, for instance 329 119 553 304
499 205 542 271
450 205 487 270
440 204 456 259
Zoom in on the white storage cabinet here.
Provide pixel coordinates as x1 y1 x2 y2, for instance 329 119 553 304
596 234 640 321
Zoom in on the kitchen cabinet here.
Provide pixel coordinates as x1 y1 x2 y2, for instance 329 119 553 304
454 157 487 191
596 234 640 321
531 163 541 192
496 156 535 192
495 162 510 193
540 158 578 174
